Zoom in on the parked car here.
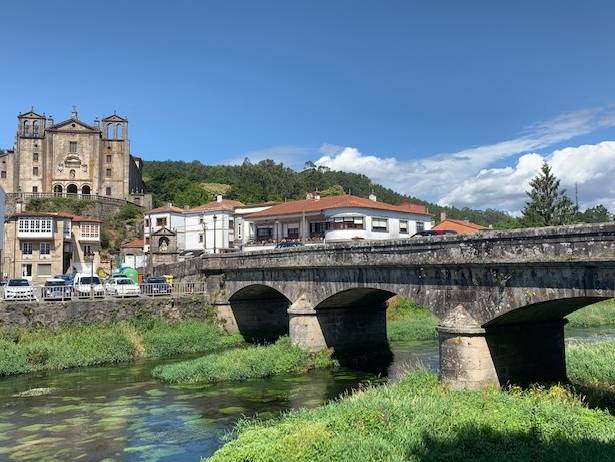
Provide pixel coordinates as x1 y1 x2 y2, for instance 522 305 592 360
275 241 304 249
53 274 74 286
141 276 172 296
73 274 105 298
3 278 36 301
106 277 141 297
43 278 72 301
412 229 458 238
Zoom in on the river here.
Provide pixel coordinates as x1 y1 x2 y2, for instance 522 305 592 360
1 325 614 461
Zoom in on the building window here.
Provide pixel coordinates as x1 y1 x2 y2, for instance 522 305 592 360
144 218 150 227
327 216 364 230
37 264 52 276
23 121 30 136
83 244 93 256
81 223 100 239
40 242 51 255
33 153 39 162
1 171 5 179
199 234 204 243
105 168 112 177
32 120 39 137
33 166 39 176
32 186 38 193
69 141 77 153
18 217 53 234
371 217 388 232
286 227 299 239
105 186 112 196
399 220 409 234
416 222 425 232
21 264 32 277
106 154 112 163
22 242 33 255
156 217 167 227
256 227 273 239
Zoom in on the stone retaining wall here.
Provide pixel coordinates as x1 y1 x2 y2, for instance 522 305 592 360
0 296 211 330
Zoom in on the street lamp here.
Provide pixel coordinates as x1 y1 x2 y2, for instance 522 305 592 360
213 215 217 254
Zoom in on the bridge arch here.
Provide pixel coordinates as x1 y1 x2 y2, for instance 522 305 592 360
228 284 291 343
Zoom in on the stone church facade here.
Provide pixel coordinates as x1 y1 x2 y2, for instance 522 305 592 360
0 108 149 206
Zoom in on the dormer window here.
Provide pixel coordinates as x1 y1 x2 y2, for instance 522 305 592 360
69 141 77 153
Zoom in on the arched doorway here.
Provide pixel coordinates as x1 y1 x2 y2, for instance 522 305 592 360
81 185 91 195
67 184 78 195
53 184 63 195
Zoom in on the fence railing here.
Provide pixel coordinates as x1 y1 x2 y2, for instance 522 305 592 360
7 192 144 208
0 281 205 302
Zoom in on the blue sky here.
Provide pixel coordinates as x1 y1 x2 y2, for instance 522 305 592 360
2 1 615 212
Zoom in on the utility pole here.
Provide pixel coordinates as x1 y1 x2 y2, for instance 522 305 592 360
575 183 579 210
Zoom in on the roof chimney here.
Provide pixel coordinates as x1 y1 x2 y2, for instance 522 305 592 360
165 202 173 208
440 211 447 222
314 192 321 201
184 205 190 210
216 195 223 203
368 193 377 202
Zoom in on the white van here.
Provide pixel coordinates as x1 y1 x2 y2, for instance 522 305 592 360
72 273 105 298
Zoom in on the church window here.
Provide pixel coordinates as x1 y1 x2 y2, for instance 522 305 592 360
32 166 39 176
106 168 112 177
24 121 30 136
32 120 39 136
1 171 6 179
116 124 123 139
33 153 39 162
107 124 113 139
69 142 77 153
106 154 112 163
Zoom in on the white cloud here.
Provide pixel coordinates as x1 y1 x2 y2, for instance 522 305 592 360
314 108 615 212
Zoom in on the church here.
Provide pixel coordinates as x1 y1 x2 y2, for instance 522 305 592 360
0 108 148 206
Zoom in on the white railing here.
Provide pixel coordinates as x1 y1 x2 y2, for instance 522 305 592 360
0 281 206 302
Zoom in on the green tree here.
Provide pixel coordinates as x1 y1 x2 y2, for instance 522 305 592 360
579 204 612 223
521 162 578 227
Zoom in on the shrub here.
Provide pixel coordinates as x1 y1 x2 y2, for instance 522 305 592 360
152 337 337 384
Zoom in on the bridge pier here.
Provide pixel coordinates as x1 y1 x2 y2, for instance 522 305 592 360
288 295 389 354
438 318 567 390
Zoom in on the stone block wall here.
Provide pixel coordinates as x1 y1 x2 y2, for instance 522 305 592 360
0 295 211 330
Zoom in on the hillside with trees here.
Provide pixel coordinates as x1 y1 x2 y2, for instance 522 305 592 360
143 159 512 226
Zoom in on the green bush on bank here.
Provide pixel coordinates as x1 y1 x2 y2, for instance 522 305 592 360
566 299 615 328
207 370 615 462
567 340 615 386
152 337 338 384
386 297 438 342
0 319 243 377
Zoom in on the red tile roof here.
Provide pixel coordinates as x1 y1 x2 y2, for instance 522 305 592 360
432 218 486 234
70 215 103 223
188 199 245 212
8 211 73 219
149 204 185 214
245 195 430 219
121 238 144 249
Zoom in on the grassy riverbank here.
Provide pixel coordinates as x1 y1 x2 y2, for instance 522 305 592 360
566 299 615 328
386 297 438 342
207 370 615 462
0 319 243 377
568 340 615 386
153 337 337 384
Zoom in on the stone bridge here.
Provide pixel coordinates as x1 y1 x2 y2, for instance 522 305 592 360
155 223 615 389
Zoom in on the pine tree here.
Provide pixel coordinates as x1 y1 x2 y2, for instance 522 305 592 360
521 162 578 227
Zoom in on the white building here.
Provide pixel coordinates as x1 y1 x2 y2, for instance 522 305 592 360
143 196 273 255
243 194 432 249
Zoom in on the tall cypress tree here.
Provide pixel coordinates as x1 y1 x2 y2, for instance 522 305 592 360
521 162 578 227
